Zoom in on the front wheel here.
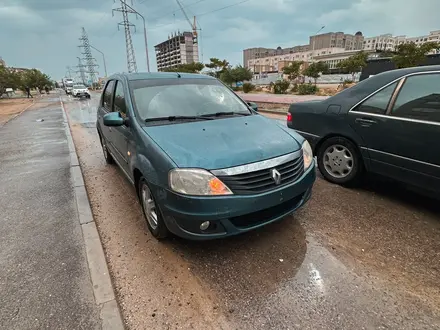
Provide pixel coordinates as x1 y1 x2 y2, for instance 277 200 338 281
317 136 364 186
138 178 169 239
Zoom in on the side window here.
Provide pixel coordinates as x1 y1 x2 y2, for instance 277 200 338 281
102 80 115 109
355 82 398 115
391 74 440 123
114 82 127 117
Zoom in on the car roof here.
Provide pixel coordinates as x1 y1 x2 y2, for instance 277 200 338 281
108 72 216 81
370 64 440 80
318 64 440 109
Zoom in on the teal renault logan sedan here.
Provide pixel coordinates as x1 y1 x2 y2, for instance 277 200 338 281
96 72 315 240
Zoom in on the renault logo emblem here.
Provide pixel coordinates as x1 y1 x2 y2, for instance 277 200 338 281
271 168 281 185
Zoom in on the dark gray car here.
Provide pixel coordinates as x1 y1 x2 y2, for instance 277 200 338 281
287 65 440 195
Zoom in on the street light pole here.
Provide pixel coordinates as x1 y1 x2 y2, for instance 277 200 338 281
122 1 150 72
312 25 325 62
90 44 108 77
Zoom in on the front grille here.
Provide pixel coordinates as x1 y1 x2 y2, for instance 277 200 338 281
229 194 304 228
217 154 304 195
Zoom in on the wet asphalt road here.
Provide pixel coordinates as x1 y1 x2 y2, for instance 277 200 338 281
62 92 440 330
0 99 100 329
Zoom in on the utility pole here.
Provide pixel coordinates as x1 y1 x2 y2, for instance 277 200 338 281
119 0 150 72
66 66 74 78
90 45 108 77
75 57 87 85
79 27 99 86
311 26 325 62
113 0 138 73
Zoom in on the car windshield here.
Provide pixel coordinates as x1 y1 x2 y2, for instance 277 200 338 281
130 78 251 120
73 85 86 89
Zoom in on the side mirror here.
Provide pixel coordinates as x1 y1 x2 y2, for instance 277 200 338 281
103 112 124 126
247 101 258 112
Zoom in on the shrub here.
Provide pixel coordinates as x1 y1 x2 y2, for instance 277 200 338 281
290 83 299 93
242 82 255 93
298 83 319 95
232 86 242 91
273 80 290 94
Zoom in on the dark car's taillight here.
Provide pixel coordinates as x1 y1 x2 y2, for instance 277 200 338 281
287 112 292 122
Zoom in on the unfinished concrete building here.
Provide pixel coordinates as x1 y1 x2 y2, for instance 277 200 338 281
155 32 199 71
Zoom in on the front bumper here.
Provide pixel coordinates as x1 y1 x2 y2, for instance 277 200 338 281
73 92 90 97
157 161 316 240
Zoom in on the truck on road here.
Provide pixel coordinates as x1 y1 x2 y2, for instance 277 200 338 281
62 78 74 95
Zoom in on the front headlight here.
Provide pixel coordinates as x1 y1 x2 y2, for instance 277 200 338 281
302 140 313 170
169 168 233 196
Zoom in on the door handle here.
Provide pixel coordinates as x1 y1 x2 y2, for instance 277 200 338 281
355 118 377 125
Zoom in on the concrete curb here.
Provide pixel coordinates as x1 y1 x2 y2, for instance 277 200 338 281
0 100 35 128
60 96 125 330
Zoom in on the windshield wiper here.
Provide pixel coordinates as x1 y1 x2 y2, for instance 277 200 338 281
145 115 214 122
200 111 250 118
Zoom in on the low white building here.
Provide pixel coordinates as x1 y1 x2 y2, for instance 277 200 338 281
363 30 440 52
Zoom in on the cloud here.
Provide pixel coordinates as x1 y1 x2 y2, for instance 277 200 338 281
0 0 439 79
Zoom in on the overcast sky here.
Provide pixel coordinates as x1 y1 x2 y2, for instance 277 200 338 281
1 0 439 81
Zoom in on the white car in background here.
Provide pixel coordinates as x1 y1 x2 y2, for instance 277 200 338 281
72 84 91 98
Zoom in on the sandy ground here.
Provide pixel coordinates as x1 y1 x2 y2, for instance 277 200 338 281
0 98 33 126
62 93 440 330
69 123 231 330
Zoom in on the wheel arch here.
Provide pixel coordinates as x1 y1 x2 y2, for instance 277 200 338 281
314 133 370 171
133 168 143 197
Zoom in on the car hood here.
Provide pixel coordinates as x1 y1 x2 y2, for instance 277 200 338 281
143 115 301 170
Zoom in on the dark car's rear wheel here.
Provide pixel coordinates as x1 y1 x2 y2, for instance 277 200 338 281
99 135 114 164
317 137 363 186
138 178 169 239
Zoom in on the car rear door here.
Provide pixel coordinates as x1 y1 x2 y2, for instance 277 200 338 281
97 80 115 149
383 72 440 192
108 80 132 173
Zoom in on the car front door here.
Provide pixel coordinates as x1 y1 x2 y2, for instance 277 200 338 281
98 80 116 150
108 80 132 173
347 80 400 175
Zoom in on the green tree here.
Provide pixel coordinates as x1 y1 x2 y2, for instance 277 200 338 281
302 61 329 85
336 51 368 80
219 65 252 86
163 62 205 73
282 61 303 82
205 58 229 78
392 42 440 68
0 66 23 95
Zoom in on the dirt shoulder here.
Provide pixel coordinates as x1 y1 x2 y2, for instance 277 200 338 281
0 98 34 126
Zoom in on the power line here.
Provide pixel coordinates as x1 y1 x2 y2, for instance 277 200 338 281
148 0 249 31
152 0 209 22
197 0 249 17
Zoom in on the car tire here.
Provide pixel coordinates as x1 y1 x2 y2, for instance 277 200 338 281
317 136 364 186
99 135 114 164
138 177 169 239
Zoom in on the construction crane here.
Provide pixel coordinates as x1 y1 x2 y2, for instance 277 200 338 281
175 0 198 43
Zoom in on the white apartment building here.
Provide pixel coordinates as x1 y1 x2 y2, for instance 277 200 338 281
246 29 440 74
248 47 357 73
364 30 440 52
